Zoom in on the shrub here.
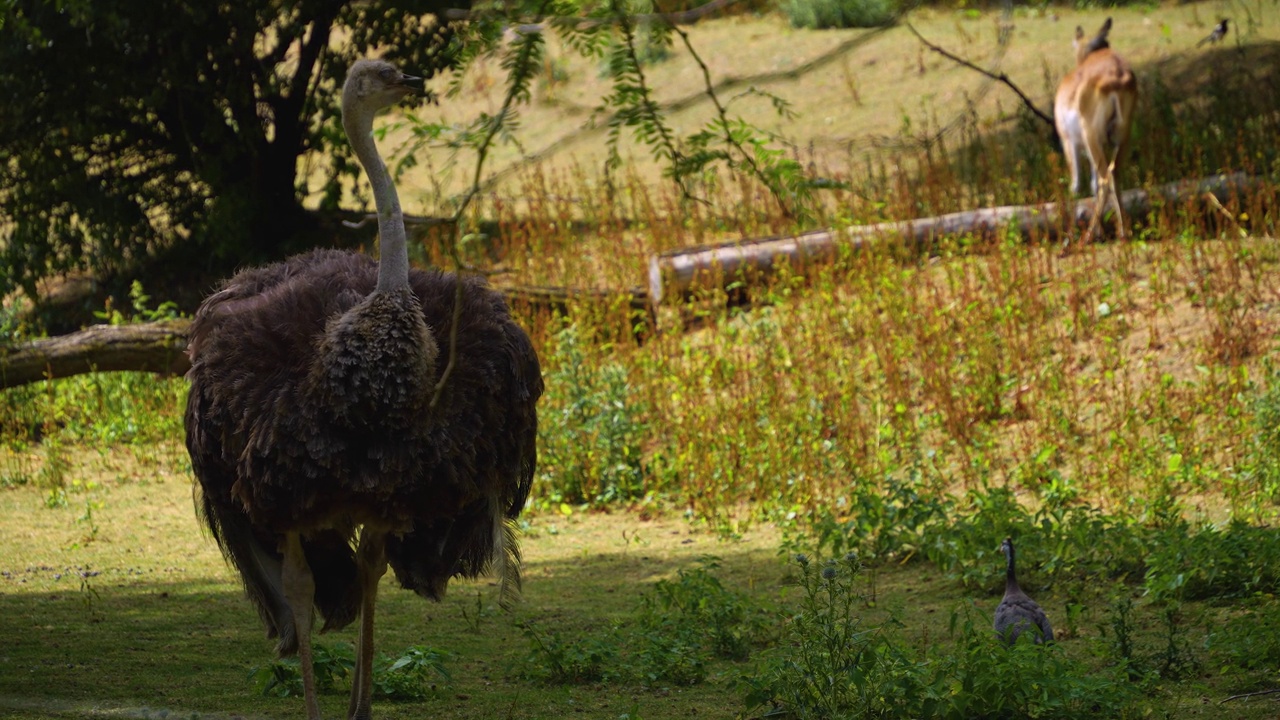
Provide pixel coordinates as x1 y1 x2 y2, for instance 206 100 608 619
741 555 1141 719
519 621 622 684
537 323 647 506
1207 598 1280 675
741 553 929 719
777 0 896 30
932 608 1141 719
1242 364 1280 505
639 556 773 662
1144 520 1280 601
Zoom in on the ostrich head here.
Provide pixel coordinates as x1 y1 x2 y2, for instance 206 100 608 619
340 58 424 294
342 59 423 127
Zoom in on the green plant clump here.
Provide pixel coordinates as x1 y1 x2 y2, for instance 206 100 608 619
741 554 1141 719
777 0 896 29
247 643 447 701
742 553 927 718
639 556 773 662
537 323 647 506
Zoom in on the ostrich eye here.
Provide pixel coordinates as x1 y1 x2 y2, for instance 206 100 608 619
380 67 396 81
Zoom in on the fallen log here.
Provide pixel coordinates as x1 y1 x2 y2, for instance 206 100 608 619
0 285 653 390
0 319 192 390
647 173 1260 305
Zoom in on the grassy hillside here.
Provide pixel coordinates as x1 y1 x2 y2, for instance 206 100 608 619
353 2 1279 212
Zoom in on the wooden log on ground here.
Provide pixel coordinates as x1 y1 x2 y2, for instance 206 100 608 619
0 285 654 390
0 319 192 390
647 173 1260 305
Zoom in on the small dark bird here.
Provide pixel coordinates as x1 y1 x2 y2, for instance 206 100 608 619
185 58 542 720
993 537 1054 644
1197 19 1229 47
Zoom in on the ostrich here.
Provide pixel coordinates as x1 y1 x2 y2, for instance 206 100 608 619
993 537 1054 645
184 59 542 720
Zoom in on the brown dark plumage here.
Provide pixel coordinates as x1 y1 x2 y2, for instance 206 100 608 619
184 59 541 720
993 537 1054 645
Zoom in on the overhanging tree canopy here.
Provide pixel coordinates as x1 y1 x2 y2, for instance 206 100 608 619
0 0 464 300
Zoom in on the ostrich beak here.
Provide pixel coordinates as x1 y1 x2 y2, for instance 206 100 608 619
397 73 436 105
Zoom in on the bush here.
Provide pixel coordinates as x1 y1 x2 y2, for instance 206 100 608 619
777 0 896 30
639 557 773 662
1144 520 1280 601
1242 364 1280 504
536 323 647 506
741 553 929 719
932 609 1141 719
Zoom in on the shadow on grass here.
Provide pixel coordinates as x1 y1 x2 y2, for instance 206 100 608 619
0 542 779 719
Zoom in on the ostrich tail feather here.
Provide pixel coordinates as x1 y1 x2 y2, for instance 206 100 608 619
496 517 523 611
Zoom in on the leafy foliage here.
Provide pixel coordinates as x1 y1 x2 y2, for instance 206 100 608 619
742 554 1141 719
741 553 927 719
638 557 774 662
932 608 1140 719
246 643 448 700
0 0 463 299
1207 598 1280 676
537 323 647 505
249 642 353 698
777 0 897 29
1242 362 1280 505
1143 520 1280 601
521 558 771 687
373 646 452 700
520 621 623 684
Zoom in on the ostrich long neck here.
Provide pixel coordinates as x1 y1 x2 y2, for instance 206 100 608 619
343 109 409 294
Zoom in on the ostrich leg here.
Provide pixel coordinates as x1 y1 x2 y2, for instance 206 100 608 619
282 532 322 720
348 531 388 720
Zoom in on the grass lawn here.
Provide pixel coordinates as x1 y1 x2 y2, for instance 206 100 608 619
2 442 1279 718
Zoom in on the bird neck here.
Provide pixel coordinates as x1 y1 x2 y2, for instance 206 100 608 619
343 107 410 295
1005 548 1019 590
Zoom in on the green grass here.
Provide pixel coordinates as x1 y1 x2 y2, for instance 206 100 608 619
3 465 1280 718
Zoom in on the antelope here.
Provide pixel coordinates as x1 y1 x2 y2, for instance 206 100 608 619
1054 18 1138 243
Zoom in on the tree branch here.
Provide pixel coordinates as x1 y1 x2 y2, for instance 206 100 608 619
669 23 792 217
907 22 1055 129
1222 688 1280 703
481 25 891 191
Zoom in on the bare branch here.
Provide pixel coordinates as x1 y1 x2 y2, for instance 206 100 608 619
1222 688 1280 703
907 22 1055 129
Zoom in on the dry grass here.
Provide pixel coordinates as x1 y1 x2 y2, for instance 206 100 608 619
328 2 1280 212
